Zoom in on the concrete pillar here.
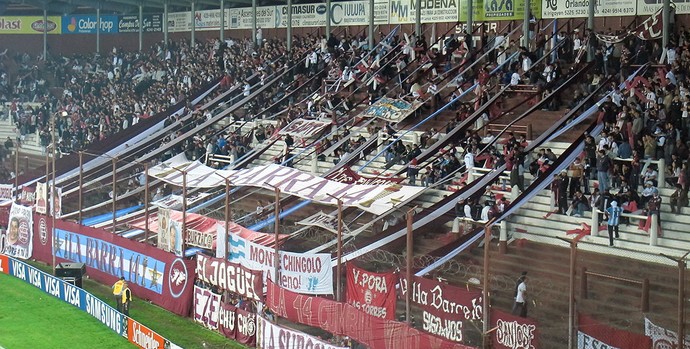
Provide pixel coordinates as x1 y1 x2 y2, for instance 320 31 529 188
650 214 659 246
587 0 595 30
220 0 225 42
139 4 144 51
591 208 599 237
252 0 257 45
191 1 196 46
658 158 666 186
662 0 671 49
415 0 422 37
311 151 318 173
96 6 101 54
42 8 47 59
368 0 374 50
499 220 508 254
163 1 169 47
287 0 293 51
326 0 332 38
466 0 473 39
522 0 530 48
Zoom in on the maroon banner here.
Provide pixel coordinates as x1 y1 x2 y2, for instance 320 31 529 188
579 313 651 349
197 292 256 346
31 213 196 316
399 275 482 342
326 167 405 185
490 309 540 349
633 9 662 41
195 254 263 301
194 285 222 330
346 264 396 320
266 279 475 349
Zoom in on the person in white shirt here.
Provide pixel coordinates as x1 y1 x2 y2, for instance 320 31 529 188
510 71 521 86
512 276 528 317
666 45 677 65
464 149 475 171
521 52 532 73
480 201 492 221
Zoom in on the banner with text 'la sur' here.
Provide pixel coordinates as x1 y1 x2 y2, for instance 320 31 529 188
490 309 540 349
399 275 482 343
257 316 350 349
228 232 333 295
195 253 263 301
346 264 397 320
577 313 651 349
266 279 476 349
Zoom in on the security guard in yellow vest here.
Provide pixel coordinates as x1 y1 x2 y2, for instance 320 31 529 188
121 282 132 316
112 277 125 312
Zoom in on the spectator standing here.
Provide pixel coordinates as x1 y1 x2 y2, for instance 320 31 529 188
121 282 132 315
512 274 528 318
605 201 622 246
112 277 125 312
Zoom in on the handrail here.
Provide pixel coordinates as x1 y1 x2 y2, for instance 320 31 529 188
581 266 649 312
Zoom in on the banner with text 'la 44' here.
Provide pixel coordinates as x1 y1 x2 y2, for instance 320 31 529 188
490 309 540 349
399 275 482 343
266 279 476 349
346 264 397 320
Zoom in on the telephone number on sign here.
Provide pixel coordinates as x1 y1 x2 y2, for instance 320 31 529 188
563 8 588 16
600 7 635 14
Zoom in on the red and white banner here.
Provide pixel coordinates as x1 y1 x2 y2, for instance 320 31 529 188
228 233 333 295
194 285 222 330
326 166 405 186
490 309 539 349
218 302 256 347
578 313 650 349
148 154 424 215
278 119 331 140
34 182 47 214
596 8 662 44
257 316 349 349
0 184 12 201
266 279 475 349
195 254 263 301
1 203 33 259
399 275 482 342
346 264 396 320
645 317 689 349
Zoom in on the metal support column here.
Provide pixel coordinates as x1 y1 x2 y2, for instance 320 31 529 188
220 0 225 42
466 0 473 38
368 0 374 50
287 0 293 51
96 6 101 54
163 1 169 46
191 1 196 46
326 0 331 37
252 0 257 45
415 0 421 36
42 8 48 59
663 0 671 49
139 4 144 51
522 0 530 48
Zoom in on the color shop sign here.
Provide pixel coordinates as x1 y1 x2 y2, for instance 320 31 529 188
62 15 118 34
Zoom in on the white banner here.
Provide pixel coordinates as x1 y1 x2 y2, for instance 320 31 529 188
330 0 390 26
50 185 62 219
193 9 227 30
577 331 620 349
389 0 459 24
257 316 349 349
278 119 331 140
194 285 222 330
274 4 329 28
167 12 191 32
228 6 275 29
186 227 214 249
35 182 48 214
0 184 12 201
226 230 333 294
645 317 690 349
1 203 33 259
157 208 171 252
148 154 424 216
296 211 342 234
542 0 636 18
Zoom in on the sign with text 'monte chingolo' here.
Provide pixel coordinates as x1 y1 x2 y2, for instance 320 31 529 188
195 254 263 301
399 275 483 343
346 264 397 320
266 279 476 349
148 153 424 216
227 232 333 295
31 214 196 316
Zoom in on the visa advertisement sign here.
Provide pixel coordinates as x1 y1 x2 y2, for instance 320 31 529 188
62 15 119 34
